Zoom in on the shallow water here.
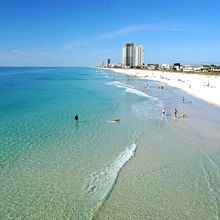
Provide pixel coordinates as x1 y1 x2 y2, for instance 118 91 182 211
0 67 220 219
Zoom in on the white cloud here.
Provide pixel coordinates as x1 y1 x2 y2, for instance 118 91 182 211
98 22 201 39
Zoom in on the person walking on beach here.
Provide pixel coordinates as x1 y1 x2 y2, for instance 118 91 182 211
174 108 177 118
162 108 165 115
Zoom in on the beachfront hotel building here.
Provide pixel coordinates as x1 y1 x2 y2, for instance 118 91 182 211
106 58 111 67
122 43 144 67
134 45 144 67
122 43 135 67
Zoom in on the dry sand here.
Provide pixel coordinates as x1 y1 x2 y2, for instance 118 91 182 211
111 68 220 107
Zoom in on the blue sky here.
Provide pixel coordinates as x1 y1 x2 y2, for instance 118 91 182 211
0 0 220 66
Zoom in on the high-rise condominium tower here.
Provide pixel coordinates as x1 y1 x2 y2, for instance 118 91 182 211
122 43 135 67
134 46 144 67
106 58 111 67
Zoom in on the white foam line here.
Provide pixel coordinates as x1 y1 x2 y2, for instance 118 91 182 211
107 81 134 89
125 88 158 101
107 81 158 101
77 143 137 220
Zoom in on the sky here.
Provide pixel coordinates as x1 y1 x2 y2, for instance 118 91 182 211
0 0 220 66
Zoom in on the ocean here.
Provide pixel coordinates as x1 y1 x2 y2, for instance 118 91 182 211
1 67 220 219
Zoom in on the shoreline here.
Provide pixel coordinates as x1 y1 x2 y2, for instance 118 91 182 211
108 68 220 108
96 68 220 219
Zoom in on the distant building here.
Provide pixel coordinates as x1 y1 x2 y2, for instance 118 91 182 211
146 64 159 70
106 58 111 67
182 64 194 72
173 63 181 71
160 64 171 70
122 43 135 67
111 63 122 68
134 46 144 67
193 65 203 72
182 64 203 72
211 65 220 72
101 61 104 68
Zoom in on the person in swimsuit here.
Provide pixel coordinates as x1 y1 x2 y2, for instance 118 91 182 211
74 114 79 121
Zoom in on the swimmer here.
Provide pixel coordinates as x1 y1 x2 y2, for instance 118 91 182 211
112 119 120 123
74 114 79 121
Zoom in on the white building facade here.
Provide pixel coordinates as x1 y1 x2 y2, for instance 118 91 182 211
122 43 144 67
134 46 144 67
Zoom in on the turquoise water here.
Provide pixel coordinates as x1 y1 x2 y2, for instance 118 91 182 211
1 67 220 219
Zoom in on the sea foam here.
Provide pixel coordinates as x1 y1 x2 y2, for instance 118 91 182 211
107 81 158 101
125 87 158 101
107 81 134 89
78 143 137 220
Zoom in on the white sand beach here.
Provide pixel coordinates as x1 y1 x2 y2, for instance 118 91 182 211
111 68 220 107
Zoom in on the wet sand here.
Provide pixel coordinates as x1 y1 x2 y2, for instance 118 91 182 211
95 75 220 219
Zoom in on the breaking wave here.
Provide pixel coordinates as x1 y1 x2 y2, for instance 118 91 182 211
107 80 158 101
107 81 134 89
125 87 158 101
77 143 137 220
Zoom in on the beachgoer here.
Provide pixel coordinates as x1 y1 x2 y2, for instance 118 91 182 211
162 108 165 115
174 108 177 117
74 114 79 121
113 119 120 123
181 113 186 118
182 97 185 103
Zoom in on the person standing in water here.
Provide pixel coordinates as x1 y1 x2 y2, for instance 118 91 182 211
182 97 185 103
74 114 79 121
174 108 177 118
162 108 165 115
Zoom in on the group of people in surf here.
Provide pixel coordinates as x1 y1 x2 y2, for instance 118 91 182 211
74 96 190 123
144 84 164 90
162 96 190 119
